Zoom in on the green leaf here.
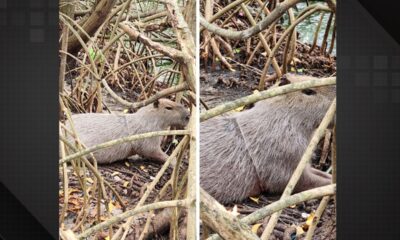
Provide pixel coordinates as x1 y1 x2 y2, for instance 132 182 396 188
89 48 96 60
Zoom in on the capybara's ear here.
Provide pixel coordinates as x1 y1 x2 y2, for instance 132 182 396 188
153 99 160 108
279 74 291 86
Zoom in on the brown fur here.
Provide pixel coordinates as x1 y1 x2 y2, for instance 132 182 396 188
200 74 336 204
67 98 190 164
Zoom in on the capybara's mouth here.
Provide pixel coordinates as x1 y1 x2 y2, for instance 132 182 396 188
171 122 188 129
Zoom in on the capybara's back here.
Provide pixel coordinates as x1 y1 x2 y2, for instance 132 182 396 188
200 74 336 204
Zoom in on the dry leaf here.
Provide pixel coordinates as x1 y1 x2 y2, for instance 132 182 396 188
230 205 240 217
249 196 259 204
234 106 245 112
125 161 130 167
108 202 115 213
85 177 94 184
293 57 301 63
296 226 305 235
305 212 316 226
123 181 129 187
111 171 120 176
251 223 262 234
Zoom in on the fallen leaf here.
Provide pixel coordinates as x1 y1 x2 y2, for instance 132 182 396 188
293 57 301 63
234 106 245 112
108 202 115 213
305 212 316 226
230 205 240 217
125 162 130 167
251 223 262 234
111 172 120 176
86 177 94 184
249 196 259 204
123 181 129 187
296 226 305 235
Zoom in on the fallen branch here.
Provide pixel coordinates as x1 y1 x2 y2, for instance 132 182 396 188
205 184 336 240
201 189 260 240
200 0 302 40
101 79 188 110
78 199 188 239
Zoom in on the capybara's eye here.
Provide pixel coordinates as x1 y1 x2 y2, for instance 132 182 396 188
301 89 317 95
165 106 173 110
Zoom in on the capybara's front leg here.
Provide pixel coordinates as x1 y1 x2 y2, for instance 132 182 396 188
310 167 332 181
144 149 169 164
294 165 332 193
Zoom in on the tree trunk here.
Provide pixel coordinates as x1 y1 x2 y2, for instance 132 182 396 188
67 0 117 54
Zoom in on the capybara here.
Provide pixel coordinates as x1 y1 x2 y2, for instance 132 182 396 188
66 98 190 164
200 74 336 204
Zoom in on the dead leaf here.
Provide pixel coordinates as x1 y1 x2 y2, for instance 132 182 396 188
86 177 94 184
305 212 316 227
229 205 240 217
249 196 259 204
296 226 305 235
108 202 115 213
251 223 262 234
234 106 245 112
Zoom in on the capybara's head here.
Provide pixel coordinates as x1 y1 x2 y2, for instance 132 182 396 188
140 98 190 128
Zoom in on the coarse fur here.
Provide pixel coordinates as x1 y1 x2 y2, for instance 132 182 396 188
200 74 336 204
66 98 190 164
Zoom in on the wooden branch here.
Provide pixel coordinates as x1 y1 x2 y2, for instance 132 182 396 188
242 184 336 224
200 0 302 40
68 0 117 54
119 23 187 62
201 189 260 240
200 77 336 121
165 0 197 93
205 184 336 240
101 79 188 110
304 196 331 240
186 105 198 239
78 199 188 239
